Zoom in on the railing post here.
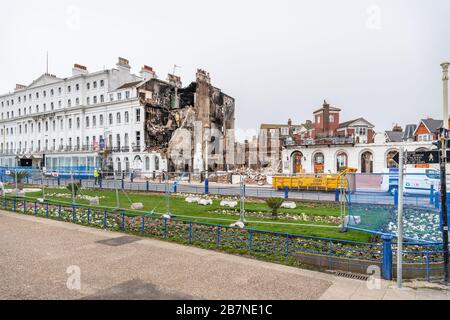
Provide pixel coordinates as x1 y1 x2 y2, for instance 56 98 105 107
204 178 209 195
284 187 289 200
72 205 76 223
87 208 91 224
249 229 253 253
103 210 107 228
394 188 399 206
146 181 149 192
328 240 333 269
46 202 49 218
285 234 290 259
430 185 435 205
163 218 167 240
435 192 441 209
217 225 221 249
335 189 340 202
121 178 125 190
121 211 125 231
381 235 393 280
189 221 193 244
34 201 37 216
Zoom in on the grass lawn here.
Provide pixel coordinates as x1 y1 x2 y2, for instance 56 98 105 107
15 185 371 242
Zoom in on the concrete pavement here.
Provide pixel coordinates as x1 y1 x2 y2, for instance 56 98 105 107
0 210 448 300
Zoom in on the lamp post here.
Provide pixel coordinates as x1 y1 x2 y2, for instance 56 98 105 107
440 62 450 284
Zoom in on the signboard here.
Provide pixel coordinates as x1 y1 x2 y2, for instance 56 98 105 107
393 150 441 165
51 172 59 178
5 170 11 175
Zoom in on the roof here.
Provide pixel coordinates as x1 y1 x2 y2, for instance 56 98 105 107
385 131 404 142
260 124 290 130
313 105 341 114
116 80 143 90
338 117 375 129
403 124 417 140
418 119 443 134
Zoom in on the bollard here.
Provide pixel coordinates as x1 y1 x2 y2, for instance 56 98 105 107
335 189 340 202
381 235 393 280
204 178 209 194
430 185 435 205
284 186 289 199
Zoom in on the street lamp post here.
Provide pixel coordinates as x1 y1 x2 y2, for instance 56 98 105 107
441 62 450 283
204 123 210 194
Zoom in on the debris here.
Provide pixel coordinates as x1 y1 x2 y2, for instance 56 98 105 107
131 202 144 210
220 200 238 208
281 202 297 209
198 199 213 206
230 221 246 229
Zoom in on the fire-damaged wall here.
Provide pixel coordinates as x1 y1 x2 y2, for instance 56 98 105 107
138 69 235 172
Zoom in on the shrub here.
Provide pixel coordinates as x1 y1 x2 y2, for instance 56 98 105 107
8 170 30 190
67 182 82 197
265 198 284 217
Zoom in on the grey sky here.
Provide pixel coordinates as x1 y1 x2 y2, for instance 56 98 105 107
1 0 449 139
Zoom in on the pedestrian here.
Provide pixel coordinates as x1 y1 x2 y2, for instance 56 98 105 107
93 168 99 186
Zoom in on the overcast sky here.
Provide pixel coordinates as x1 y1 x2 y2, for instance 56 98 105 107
1 0 449 139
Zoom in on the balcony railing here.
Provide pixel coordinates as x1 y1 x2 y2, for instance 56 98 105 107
287 136 356 147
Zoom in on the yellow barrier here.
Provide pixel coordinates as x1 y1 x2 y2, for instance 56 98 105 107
272 168 357 191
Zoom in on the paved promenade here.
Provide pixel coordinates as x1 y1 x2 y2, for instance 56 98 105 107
0 210 448 300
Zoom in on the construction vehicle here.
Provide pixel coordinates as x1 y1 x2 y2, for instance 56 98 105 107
272 167 357 191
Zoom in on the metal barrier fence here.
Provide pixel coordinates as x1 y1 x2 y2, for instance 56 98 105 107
0 196 446 281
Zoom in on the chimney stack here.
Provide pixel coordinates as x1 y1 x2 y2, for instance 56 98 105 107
140 65 156 81
117 57 131 72
15 84 27 91
72 64 88 76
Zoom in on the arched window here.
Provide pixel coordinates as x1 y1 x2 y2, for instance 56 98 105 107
291 151 303 174
116 112 121 124
116 158 121 172
361 151 373 173
336 152 348 172
124 157 130 173
154 157 160 171
313 152 325 174
145 156 150 171
386 150 399 169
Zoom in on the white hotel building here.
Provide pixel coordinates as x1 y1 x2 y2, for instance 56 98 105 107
0 57 164 174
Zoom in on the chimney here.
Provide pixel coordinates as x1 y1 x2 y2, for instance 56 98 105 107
72 64 88 76
392 124 403 132
117 57 131 72
288 118 292 127
323 100 330 136
15 84 27 91
140 65 156 81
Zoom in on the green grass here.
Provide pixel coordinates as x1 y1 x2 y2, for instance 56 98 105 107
18 186 370 242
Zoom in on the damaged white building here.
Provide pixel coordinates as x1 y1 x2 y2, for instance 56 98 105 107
0 57 235 176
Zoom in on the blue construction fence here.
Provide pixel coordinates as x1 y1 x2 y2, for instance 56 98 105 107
0 195 447 281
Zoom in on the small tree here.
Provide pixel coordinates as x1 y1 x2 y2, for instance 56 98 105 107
9 170 30 190
265 198 284 218
67 182 82 197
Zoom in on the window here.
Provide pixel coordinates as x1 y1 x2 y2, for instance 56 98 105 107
100 80 104 87
85 116 90 128
50 89 54 96
110 94 114 102
92 116 96 127
100 95 104 103
68 99 72 107
43 90 47 98
356 127 367 135
125 91 130 99
329 115 335 123
51 102 54 110
76 84 80 91
125 111 129 123
418 134 432 142
99 114 104 126
87 83 90 90
136 131 141 147
313 153 325 174
117 92 122 101
86 97 90 105
316 116 320 124
109 113 113 125
67 86 71 93
136 109 141 122
93 96 97 104
36 92 39 99
75 98 79 106
45 121 49 132
93 81 97 89
60 119 64 130
69 119 72 129
52 120 56 131
336 152 348 172
58 87 62 94
281 127 289 136
58 100 62 108
76 117 80 129
116 112 121 124
43 103 46 112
